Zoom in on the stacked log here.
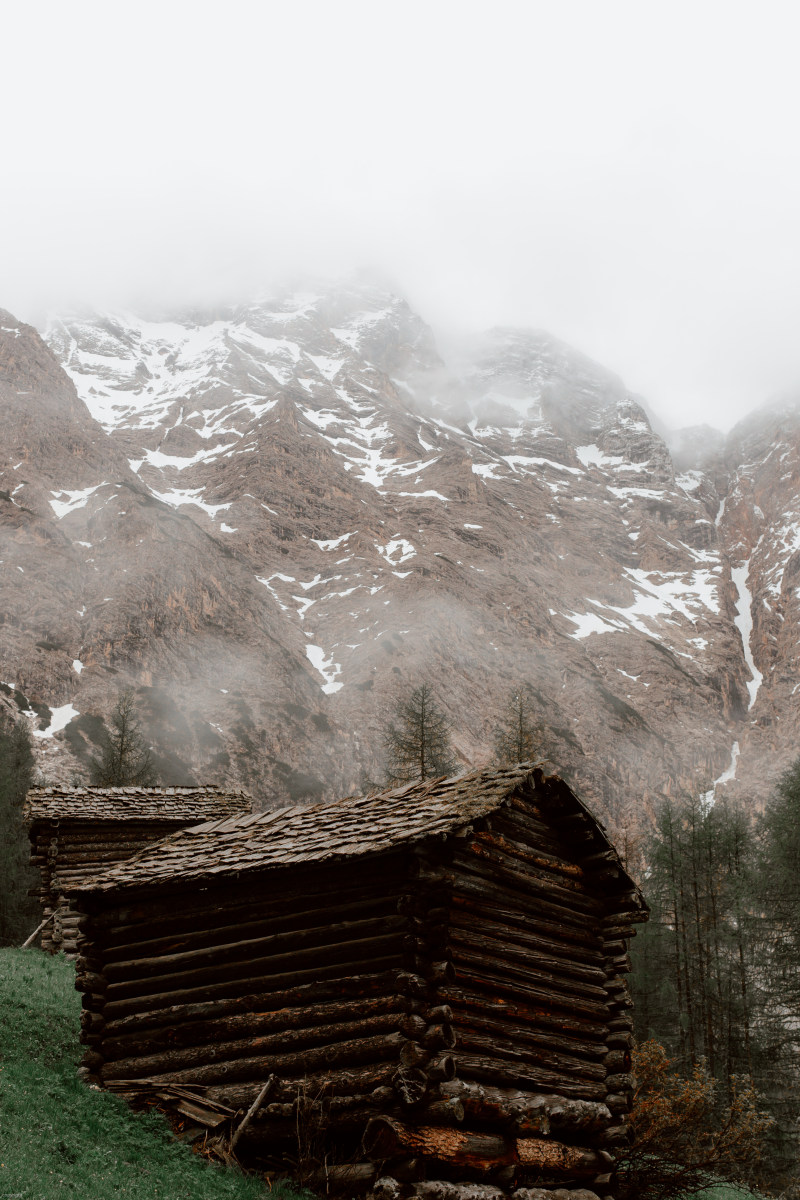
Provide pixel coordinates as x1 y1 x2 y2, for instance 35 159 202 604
75 853 422 1165
360 784 642 1199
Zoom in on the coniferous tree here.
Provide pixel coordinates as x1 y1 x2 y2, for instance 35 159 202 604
383 683 457 784
90 690 158 786
493 687 542 764
0 717 38 944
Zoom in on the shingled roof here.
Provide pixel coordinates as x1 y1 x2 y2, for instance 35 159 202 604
68 764 642 901
24 785 252 825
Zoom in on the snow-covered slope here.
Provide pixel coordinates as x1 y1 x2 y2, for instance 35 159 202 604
0 283 793 827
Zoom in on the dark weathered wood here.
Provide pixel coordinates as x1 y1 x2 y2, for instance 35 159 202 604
101 953 404 1018
230 1074 276 1151
417 1099 465 1126
472 829 593 894
603 1049 631 1073
207 1063 397 1108
449 1007 606 1062
418 1025 454 1051
103 1029 406 1087
454 964 609 1022
393 1067 429 1105
455 1028 606 1082
103 894 399 963
455 1052 607 1102
439 985 609 1042
90 855 407 935
442 1080 611 1135
426 1055 456 1082
304 1163 377 1191
516 1137 608 1176
441 1081 550 1133
103 1009 406 1077
104 993 404 1059
450 927 607 990
455 948 610 1012
451 850 603 925
103 971 399 1037
104 914 407 983
104 931 406 1001
486 809 585 863
449 909 604 972
447 874 599 948
596 1122 633 1148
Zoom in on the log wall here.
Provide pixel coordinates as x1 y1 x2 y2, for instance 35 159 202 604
75 849 459 1167
356 790 639 1200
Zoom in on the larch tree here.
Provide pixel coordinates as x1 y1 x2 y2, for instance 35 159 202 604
493 687 543 764
90 690 158 787
383 683 457 784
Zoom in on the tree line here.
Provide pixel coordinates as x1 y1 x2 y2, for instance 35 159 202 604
628 762 800 1194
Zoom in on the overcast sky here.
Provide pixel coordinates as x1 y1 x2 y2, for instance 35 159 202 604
3 1 799 431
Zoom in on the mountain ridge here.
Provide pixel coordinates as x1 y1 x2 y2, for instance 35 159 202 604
1 283 796 841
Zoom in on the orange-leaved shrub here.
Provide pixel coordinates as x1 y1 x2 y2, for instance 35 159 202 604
616 1040 773 1200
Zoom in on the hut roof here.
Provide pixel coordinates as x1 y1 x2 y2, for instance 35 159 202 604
23 785 252 825
68 764 644 904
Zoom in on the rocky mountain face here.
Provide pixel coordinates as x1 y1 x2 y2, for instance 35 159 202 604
0 284 794 841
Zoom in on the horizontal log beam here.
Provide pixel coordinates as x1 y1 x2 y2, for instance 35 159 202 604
446 874 599 948
517 1137 609 1176
103 935 405 1004
102 1030 406 1087
103 970 400 1037
472 830 592 894
454 1028 606 1082
454 1052 607 1102
441 1080 611 1134
363 1118 610 1178
449 910 604 973
101 954 404 1019
364 1117 516 1172
439 986 608 1042
88 856 406 935
206 1063 397 1108
455 950 610 1016
104 913 407 982
103 894 399 963
448 1007 606 1063
103 1009 406 1077
451 850 603 923
450 927 607 992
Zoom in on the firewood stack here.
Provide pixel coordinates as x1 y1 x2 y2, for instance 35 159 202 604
66 764 647 1200
23 786 252 954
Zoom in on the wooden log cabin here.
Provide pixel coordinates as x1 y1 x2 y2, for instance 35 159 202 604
67 764 647 1200
24 785 252 955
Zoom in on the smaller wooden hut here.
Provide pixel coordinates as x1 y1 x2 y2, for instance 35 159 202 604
24 785 252 954
68 764 646 1199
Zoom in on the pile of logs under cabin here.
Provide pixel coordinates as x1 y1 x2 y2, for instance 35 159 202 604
23 786 253 955
64 763 647 1200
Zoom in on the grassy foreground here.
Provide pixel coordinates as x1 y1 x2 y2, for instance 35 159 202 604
0 948 287 1200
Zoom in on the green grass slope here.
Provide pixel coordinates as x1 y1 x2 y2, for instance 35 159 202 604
0 948 279 1200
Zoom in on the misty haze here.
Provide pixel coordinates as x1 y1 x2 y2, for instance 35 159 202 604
5 3 800 1197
